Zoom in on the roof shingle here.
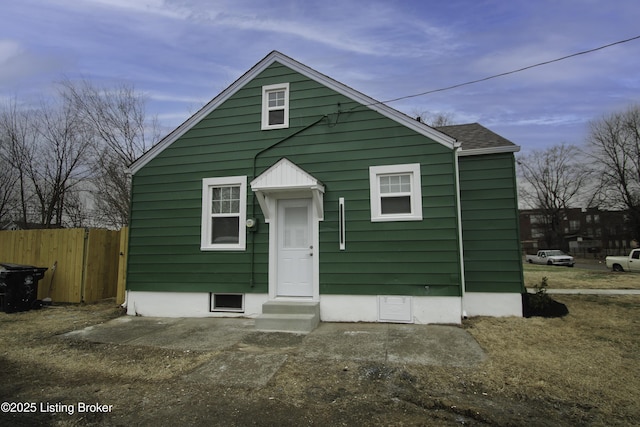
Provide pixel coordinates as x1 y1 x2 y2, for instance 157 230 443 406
435 123 518 151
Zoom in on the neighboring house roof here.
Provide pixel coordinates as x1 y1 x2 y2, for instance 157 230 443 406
1 221 20 230
129 51 460 175
436 123 520 156
1 221 66 230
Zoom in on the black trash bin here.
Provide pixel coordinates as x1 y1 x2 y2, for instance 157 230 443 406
0 263 48 313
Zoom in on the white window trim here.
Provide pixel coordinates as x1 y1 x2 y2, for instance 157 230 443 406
261 83 290 130
210 293 244 313
369 163 422 222
201 176 247 251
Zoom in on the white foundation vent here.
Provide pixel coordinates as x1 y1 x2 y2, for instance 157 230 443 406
378 296 412 323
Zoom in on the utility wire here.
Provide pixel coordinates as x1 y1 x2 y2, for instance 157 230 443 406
372 34 640 106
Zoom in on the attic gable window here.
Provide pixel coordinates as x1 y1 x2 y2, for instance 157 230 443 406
369 164 423 222
261 83 289 130
201 176 247 251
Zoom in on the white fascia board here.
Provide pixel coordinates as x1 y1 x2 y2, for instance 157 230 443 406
251 184 325 193
129 51 457 175
457 145 521 157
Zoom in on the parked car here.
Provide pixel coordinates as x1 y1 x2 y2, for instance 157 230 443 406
526 250 575 267
606 249 640 272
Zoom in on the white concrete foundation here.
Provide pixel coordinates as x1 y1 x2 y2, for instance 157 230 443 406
463 292 523 317
125 291 268 318
317 295 462 324
125 291 521 322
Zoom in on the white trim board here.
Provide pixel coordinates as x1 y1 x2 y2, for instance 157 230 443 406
458 145 521 156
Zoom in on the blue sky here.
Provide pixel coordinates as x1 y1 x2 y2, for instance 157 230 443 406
1 0 639 154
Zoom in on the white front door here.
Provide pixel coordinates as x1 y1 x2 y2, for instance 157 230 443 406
276 198 313 297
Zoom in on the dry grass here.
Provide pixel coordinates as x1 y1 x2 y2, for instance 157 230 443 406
463 294 639 424
523 262 640 289
1 281 639 425
467 296 640 415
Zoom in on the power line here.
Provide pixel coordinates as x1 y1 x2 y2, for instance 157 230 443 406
375 34 640 106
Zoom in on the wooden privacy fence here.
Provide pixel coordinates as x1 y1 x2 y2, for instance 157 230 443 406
0 228 128 304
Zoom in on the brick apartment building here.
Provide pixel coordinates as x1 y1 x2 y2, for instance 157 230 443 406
520 208 637 257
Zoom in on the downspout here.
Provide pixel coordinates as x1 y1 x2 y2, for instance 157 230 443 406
121 168 134 309
453 143 467 318
511 155 526 293
248 115 328 287
251 115 328 189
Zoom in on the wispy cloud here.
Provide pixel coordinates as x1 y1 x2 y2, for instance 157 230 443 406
72 0 191 20
1 0 639 151
0 40 22 63
0 39 69 91
143 0 459 58
146 90 208 105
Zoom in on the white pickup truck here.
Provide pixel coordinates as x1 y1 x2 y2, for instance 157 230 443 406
606 249 640 272
526 250 575 267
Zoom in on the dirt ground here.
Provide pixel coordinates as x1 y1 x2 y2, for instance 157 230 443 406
1 294 638 427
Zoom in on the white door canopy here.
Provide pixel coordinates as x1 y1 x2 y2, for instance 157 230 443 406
250 158 324 222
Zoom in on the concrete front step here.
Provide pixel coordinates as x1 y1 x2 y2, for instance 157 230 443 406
255 301 320 333
261 301 320 315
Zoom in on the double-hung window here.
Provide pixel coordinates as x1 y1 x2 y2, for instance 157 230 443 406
261 83 289 130
201 176 247 250
369 164 422 221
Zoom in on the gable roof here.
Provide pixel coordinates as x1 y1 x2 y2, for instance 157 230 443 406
436 123 520 156
129 51 459 175
250 158 324 193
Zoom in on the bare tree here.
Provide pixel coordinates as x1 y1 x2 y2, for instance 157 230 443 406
0 81 158 229
587 104 640 241
60 79 160 227
517 144 593 249
0 154 18 223
0 99 38 225
62 189 92 228
0 96 93 228
29 98 94 227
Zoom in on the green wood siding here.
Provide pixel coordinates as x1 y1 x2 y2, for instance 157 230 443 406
459 153 524 293
127 62 462 297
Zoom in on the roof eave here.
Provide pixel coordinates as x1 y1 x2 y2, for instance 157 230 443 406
129 53 283 175
270 53 456 149
457 145 521 157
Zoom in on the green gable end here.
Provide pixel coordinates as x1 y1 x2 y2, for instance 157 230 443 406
128 60 462 297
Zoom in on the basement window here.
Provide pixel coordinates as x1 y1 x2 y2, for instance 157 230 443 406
261 83 289 130
210 293 244 312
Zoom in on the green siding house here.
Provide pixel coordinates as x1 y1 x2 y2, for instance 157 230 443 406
126 51 524 331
